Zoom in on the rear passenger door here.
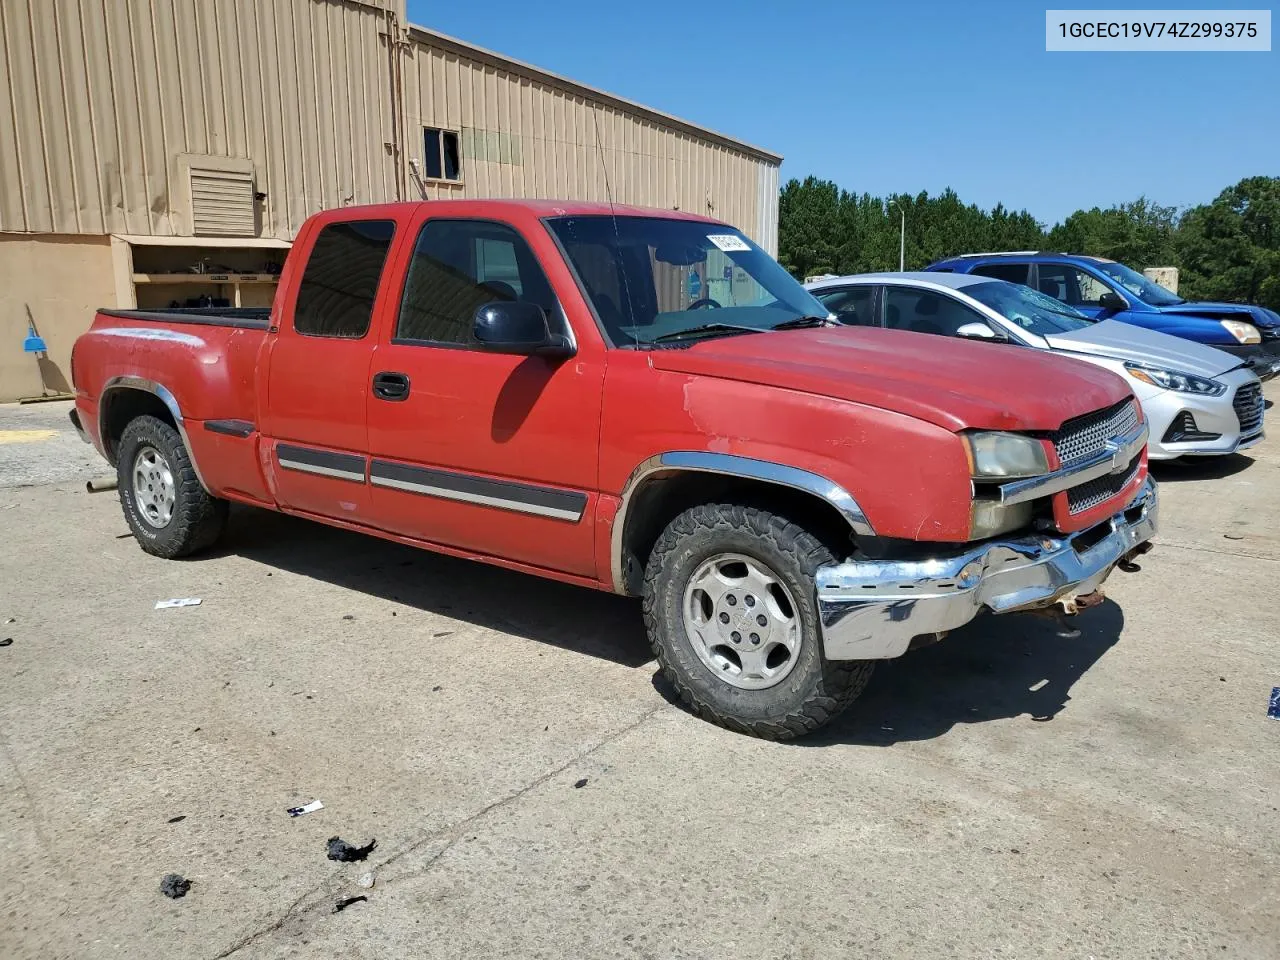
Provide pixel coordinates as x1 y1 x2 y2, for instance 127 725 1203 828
811 285 880 327
363 210 605 578
263 215 401 520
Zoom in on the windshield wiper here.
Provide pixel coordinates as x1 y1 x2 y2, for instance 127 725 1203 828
772 315 836 330
647 323 766 344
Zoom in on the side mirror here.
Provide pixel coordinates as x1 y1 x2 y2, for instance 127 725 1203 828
956 322 1001 341
1098 291 1127 311
473 301 573 357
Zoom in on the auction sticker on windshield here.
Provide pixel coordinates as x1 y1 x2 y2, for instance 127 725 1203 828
708 234 751 252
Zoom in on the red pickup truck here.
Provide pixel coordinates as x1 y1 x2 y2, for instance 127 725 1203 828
70 199 1157 739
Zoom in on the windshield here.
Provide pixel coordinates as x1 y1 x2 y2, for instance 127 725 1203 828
965 280 1096 335
1090 259 1184 306
545 216 828 345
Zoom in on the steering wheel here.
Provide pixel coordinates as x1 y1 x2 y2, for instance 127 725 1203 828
688 297 723 310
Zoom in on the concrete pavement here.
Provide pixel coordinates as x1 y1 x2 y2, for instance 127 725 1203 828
1 397 1278 958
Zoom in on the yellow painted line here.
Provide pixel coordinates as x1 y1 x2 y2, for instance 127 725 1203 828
0 429 59 444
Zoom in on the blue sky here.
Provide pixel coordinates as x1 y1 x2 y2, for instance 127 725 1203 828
407 1 1278 226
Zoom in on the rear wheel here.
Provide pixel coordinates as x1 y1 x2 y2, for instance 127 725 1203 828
116 415 228 558
642 503 873 740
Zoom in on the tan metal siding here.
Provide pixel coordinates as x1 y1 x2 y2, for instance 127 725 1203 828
402 38 769 246
0 0 396 239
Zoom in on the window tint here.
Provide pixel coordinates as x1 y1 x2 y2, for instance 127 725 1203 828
884 287 985 338
815 286 877 326
1037 264 1112 306
424 128 461 181
970 262 1030 285
294 220 396 338
396 219 557 345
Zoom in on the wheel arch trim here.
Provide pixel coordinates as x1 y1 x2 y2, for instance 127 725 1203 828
610 451 874 594
99 375 211 492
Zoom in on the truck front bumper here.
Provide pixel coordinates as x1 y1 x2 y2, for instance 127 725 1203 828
816 477 1158 660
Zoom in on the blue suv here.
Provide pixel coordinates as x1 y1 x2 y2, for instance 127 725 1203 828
927 252 1280 378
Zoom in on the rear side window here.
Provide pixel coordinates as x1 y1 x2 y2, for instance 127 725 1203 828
295 220 396 338
395 219 557 345
970 262 1030 285
814 286 877 326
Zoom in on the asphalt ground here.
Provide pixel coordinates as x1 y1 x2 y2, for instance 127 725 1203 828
1 395 1278 959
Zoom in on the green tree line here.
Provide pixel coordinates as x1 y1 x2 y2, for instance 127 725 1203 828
778 174 1280 310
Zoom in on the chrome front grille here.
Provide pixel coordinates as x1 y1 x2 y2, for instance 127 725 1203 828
1051 399 1139 466
1067 456 1140 514
1233 382 1264 435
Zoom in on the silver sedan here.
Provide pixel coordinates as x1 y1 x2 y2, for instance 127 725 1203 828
806 272 1264 460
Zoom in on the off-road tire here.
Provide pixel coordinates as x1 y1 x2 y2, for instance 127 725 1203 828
642 502 874 740
116 415 228 559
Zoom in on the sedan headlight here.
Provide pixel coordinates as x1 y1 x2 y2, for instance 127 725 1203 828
964 431 1050 479
1124 362 1226 396
1221 319 1262 344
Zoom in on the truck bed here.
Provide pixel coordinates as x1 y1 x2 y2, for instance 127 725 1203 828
98 307 272 329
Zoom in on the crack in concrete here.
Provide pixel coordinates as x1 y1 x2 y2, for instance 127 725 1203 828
208 702 668 959
1155 538 1280 563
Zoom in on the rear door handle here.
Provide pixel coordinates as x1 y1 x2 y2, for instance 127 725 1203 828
372 371 411 402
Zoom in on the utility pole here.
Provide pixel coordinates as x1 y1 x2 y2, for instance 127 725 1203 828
889 200 906 271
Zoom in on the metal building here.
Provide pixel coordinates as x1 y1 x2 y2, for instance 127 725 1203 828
0 0 782 402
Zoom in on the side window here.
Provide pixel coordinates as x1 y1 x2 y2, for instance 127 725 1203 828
815 286 877 327
396 219 557 345
884 287 986 338
295 220 396 338
1037 264 1111 306
970 262 1030 285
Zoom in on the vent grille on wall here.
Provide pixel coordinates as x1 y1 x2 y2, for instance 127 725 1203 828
191 168 255 236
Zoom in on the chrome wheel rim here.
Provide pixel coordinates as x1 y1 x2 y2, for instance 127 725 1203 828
682 553 802 690
132 446 176 528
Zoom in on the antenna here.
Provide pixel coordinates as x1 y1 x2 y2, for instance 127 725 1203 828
590 104 639 338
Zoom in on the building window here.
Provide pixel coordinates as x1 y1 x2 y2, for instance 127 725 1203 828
424 128 461 181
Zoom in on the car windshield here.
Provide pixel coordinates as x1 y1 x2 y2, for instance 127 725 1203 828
545 215 829 345
1090 259 1184 306
964 280 1096 335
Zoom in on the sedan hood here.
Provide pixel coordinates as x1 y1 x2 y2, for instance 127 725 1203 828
649 326 1131 433
1157 301 1280 329
1044 320 1242 378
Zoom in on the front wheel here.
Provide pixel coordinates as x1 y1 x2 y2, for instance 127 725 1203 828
642 503 874 740
116 415 228 558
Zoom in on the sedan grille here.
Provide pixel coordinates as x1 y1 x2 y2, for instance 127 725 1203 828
1067 456 1140 514
1051 399 1139 466
1233 382 1264 435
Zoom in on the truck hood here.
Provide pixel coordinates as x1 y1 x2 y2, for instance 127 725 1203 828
649 326 1131 433
1155 301 1280 329
1043 320 1242 378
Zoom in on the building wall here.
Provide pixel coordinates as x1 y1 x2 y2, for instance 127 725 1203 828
404 28 779 253
0 0 780 400
0 234 115 399
0 0 399 241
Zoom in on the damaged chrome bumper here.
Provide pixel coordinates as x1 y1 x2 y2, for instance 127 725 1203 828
816 477 1158 660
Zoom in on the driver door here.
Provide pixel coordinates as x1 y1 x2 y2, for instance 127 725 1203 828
363 208 605 577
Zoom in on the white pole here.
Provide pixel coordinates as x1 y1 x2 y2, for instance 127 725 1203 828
899 208 905 271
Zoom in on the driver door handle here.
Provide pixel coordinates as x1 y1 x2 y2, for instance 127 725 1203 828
372 371 411 402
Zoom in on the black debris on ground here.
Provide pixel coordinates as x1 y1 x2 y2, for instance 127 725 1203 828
167 815 186 824
574 779 588 789
160 874 192 899
0 638 12 647
342 614 355 621
432 631 452 638
333 895 368 913
432 686 442 692
327 837 377 862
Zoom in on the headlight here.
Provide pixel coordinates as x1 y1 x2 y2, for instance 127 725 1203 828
1221 319 1261 344
1124 362 1226 396
964 431 1050 478
969 499 1034 539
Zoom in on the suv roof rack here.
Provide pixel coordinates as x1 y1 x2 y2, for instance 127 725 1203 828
952 250 1062 258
